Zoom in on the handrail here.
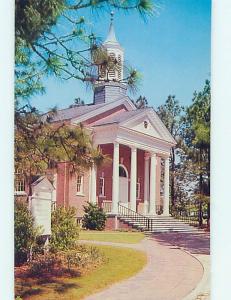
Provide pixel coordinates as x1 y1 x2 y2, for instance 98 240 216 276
170 208 200 227
118 203 153 231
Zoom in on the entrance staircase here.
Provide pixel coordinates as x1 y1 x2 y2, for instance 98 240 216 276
118 203 200 233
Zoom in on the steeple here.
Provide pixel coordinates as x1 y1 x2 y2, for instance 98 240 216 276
104 12 120 46
98 12 124 82
93 12 127 105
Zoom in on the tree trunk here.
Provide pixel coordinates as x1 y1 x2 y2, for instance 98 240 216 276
171 147 175 208
198 149 203 227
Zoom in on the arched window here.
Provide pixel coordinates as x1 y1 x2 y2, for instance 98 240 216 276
119 166 127 177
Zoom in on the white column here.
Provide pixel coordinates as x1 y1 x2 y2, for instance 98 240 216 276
149 152 157 215
90 164 97 204
112 142 119 214
143 153 150 215
163 157 170 216
130 147 137 211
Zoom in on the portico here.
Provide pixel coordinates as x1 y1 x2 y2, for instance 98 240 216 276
108 141 170 216
91 110 174 215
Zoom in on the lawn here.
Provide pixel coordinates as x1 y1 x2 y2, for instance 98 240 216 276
79 230 145 244
15 244 147 300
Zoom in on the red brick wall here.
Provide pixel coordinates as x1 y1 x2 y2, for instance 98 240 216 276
56 162 90 217
68 170 90 217
105 215 134 231
56 162 69 207
97 144 113 203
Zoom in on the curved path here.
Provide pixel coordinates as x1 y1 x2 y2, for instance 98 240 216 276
81 234 207 300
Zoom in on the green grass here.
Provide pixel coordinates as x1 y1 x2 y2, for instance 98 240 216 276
15 244 147 300
79 230 145 244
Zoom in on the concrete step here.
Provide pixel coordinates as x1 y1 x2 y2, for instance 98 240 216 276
118 214 200 233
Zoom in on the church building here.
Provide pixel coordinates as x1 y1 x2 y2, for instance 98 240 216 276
15 15 176 230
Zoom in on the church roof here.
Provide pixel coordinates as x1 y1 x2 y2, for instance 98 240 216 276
41 102 105 123
92 108 149 126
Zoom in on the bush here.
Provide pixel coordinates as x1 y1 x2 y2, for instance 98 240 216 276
29 253 61 276
29 244 105 277
14 201 42 265
82 202 107 230
50 206 79 252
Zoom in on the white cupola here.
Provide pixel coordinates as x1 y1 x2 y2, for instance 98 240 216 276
94 12 127 105
99 11 124 82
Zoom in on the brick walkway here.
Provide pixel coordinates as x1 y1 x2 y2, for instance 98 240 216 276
82 232 210 300
152 232 210 300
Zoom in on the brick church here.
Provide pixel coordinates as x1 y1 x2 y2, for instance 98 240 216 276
15 15 176 230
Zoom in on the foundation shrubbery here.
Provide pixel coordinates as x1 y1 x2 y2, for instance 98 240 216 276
82 202 107 230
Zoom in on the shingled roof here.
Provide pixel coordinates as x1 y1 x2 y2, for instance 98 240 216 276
41 102 105 123
92 108 149 126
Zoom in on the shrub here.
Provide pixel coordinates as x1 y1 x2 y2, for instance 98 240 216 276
29 253 61 276
14 201 42 265
50 206 79 252
82 202 107 230
29 244 105 277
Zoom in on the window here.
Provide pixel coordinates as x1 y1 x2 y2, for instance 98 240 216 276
15 170 25 194
99 177 105 196
136 182 141 199
51 201 56 212
144 120 148 129
76 174 84 195
119 166 127 177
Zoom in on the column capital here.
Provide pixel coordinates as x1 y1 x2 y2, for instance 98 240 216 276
114 141 119 147
144 152 150 160
150 151 157 158
164 156 170 164
130 145 137 152
161 153 170 160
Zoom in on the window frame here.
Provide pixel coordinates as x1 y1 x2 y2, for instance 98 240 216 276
14 170 26 195
136 182 141 199
76 174 84 195
99 177 105 197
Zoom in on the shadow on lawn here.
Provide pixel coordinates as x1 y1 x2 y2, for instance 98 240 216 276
19 287 44 298
16 275 81 298
151 232 210 255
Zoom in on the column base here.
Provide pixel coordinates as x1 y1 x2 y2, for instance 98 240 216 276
147 212 157 217
162 212 170 216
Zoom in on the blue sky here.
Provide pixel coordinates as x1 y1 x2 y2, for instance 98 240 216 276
31 0 211 112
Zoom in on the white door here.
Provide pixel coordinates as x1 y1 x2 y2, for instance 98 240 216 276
119 177 128 206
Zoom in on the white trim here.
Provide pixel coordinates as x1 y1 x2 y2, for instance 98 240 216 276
99 176 105 197
93 124 172 157
14 191 27 196
120 108 176 144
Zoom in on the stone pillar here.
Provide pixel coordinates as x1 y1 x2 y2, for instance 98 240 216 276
112 142 119 214
163 157 170 216
130 147 137 211
90 164 97 204
149 152 157 215
143 153 150 215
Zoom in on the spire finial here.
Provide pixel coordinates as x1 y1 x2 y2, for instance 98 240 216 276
110 11 114 22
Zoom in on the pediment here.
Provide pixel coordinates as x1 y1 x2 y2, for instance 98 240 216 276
120 109 176 144
122 115 162 139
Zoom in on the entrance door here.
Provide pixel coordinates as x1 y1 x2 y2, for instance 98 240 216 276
119 165 128 206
